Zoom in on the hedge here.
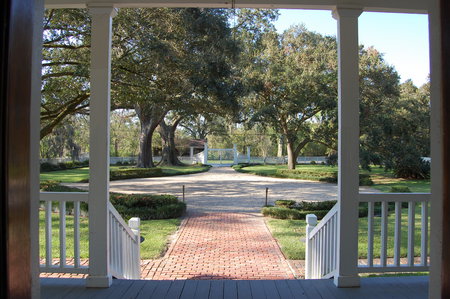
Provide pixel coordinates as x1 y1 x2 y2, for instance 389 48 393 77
262 207 330 220
40 160 89 172
40 180 185 220
110 168 163 181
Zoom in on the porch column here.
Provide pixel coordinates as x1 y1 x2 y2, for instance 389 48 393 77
86 5 117 288
332 7 362 288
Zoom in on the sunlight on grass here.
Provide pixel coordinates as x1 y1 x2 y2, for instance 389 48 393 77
265 204 429 261
39 210 181 259
238 164 430 193
40 164 210 183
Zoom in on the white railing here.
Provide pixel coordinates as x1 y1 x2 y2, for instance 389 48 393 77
358 193 430 273
305 203 339 279
108 202 141 279
39 192 89 274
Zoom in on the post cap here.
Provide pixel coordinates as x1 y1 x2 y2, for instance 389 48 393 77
128 217 141 229
306 214 317 225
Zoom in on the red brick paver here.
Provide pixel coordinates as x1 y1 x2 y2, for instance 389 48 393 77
40 212 296 280
141 212 295 280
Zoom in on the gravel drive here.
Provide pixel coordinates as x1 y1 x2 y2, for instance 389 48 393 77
67 166 376 213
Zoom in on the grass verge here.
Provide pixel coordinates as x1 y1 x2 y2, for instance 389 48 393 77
40 164 211 183
265 205 429 260
39 211 181 259
235 164 430 193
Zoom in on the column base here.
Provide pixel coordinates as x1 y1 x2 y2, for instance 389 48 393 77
334 275 360 288
86 275 112 288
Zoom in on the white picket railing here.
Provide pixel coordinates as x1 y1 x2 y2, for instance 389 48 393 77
39 192 89 274
358 193 430 273
305 203 339 279
40 192 141 280
108 202 141 279
305 193 431 279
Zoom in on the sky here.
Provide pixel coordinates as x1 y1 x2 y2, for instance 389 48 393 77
274 9 430 87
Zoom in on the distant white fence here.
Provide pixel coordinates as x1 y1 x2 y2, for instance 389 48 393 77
41 154 326 166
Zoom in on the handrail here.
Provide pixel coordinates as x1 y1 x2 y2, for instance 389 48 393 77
305 203 339 279
308 204 339 238
108 202 141 279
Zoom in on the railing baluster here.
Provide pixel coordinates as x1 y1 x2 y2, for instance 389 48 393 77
394 202 401 267
381 201 388 267
45 201 53 268
59 201 66 267
421 201 428 266
74 201 80 268
367 202 374 267
408 201 416 266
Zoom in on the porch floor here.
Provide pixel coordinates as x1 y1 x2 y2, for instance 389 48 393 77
41 275 428 298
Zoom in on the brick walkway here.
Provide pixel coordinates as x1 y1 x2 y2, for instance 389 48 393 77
40 212 296 280
141 212 295 280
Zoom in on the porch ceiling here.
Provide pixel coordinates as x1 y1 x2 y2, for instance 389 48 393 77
44 0 428 13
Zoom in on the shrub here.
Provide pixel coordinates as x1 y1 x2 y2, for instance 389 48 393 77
393 157 430 180
275 200 296 208
110 193 185 220
326 153 338 166
40 181 185 220
262 207 303 220
40 160 89 172
262 207 330 220
40 162 59 172
310 160 317 165
109 168 163 180
294 200 337 211
359 174 374 186
390 186 411 193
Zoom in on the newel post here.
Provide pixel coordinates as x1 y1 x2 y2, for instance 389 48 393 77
86 5 117 288
128 217 141 279
305 214 317 279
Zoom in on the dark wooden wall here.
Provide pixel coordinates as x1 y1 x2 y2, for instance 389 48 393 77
442 1 450 297
1 0 34 297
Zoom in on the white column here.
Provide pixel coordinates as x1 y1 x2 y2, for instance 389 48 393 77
246 146 251 163
86 5 117 288
233 144 238 164
332 7 362 288
190 146 194 164
203 142 208 164
428 1 443 297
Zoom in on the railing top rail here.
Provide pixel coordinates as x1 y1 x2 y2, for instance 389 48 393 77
308 203 339 239
359 193 431 203
40 192 89 202
107 201 136 239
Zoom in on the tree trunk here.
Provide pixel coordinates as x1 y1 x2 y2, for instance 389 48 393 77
286 138 310 170
287 141 296 170
277 135 284 157
158 117 183 166
135 104 166 168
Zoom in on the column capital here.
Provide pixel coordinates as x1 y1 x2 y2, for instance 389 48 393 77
332 6 363 20
88 4 118 18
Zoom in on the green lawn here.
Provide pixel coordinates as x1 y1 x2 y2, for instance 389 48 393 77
265 205 429 260
40 164 211 183
236 164 430 193
39 211 181 259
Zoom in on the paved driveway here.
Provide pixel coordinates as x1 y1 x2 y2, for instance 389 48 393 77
67 167 375 213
